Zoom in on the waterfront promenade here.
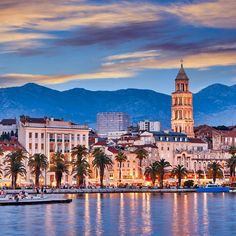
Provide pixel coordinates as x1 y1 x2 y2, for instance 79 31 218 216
4 188 196 194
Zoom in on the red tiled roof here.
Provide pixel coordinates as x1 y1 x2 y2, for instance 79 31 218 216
107 147 119 154
188 138 206 144
93 140 107 146
0 140 23 152
220 131 236 137
0 119 16 125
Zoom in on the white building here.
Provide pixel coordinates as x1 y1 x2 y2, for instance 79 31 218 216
138 120 161 132
18 116 89 186
107 131 128 140
0 119 17 136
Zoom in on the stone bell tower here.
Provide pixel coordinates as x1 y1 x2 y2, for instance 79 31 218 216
171 60 194 137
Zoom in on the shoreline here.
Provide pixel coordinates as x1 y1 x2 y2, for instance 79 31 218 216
4 188 196 194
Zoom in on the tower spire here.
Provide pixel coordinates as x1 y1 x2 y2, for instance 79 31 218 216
180 58 183 68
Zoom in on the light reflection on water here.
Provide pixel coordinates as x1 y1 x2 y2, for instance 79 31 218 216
1 193 236 236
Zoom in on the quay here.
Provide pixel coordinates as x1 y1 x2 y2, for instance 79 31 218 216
4 188 197 195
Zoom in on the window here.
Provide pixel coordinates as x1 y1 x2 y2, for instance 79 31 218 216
35 133 38 139
77 134 80 141
35 143 38 149
29 143 32 149
83 135 86 141
41 143 44 150
41 133 44 139
29 132 32 139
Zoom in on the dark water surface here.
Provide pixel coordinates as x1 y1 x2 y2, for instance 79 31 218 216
1 193 236 236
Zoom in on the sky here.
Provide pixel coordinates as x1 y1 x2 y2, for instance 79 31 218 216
0 0 236 94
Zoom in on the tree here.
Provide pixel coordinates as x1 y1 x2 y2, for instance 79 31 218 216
144 162 158 186
4 149 27 189
0 148 3 177
226 155 236 177
228 146 236 155
207 162 223 183
156 159 171 189
135 148 148 178
71 145 90 186
28 153 48 187
50 152 69 188
171 165 188 187
184 180 194 188
115 151 127 183
92 148 113 188
196 169 204 185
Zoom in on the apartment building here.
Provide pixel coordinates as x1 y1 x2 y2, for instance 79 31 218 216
18 116 89 185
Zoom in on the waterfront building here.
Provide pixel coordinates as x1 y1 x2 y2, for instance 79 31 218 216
171 62 194 137
212 130 236 151
89 139 159 186
138 120 161 132
0 140 26 187
96 112 130 137
0 118 17 136
18 115 89 186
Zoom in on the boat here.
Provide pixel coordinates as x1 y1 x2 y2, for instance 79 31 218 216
0 195 72 206
197 184 230 193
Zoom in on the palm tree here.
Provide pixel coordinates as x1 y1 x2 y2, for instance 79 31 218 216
144 163 158 186
4 148 27 189
196 169 204 180
71 145 90 186
115 151 127 183
0 163 2 178
92 148 113 188
28 153 48 187
50 152 69 188
226 155 236 177
207 162 223 183
0 148 3 177
135 148 148 178
171 165 188 187
156 159 171 189
228 146 236 155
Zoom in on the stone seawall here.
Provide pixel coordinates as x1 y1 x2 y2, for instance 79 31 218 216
5 188 196 194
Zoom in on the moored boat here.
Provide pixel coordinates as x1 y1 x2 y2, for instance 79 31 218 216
0 196 72 206
197 184 230 193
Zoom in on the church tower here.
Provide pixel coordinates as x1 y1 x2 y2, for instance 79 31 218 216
171 61 194 137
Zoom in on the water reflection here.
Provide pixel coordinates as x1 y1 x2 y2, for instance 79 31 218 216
1 193 236 236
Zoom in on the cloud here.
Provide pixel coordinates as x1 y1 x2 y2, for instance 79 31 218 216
105 50 160 61
103 50 236 70
168 0 236 29
0 0 235 54
0 70 135 87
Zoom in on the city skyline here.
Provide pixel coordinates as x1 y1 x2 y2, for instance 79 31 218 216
0 0 235 94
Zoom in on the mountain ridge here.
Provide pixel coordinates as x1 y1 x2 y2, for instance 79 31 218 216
0 83 235 128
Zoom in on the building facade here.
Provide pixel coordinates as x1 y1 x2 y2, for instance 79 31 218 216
18 116 89 186
171 63 194 137
96 112 130 137
0 119 17 136
138 120 161 132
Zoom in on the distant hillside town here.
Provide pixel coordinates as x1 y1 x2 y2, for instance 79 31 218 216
0 63 235 188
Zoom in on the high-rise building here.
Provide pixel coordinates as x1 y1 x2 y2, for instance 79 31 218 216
171 62 194 137
96 112 130 137
138 120 161 132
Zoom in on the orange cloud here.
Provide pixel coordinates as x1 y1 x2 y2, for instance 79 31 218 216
0 70 135 86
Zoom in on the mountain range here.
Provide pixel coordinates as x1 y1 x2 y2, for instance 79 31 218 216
0 83 235 128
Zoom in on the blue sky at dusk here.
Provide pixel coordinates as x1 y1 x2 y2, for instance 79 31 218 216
0 0 236 94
